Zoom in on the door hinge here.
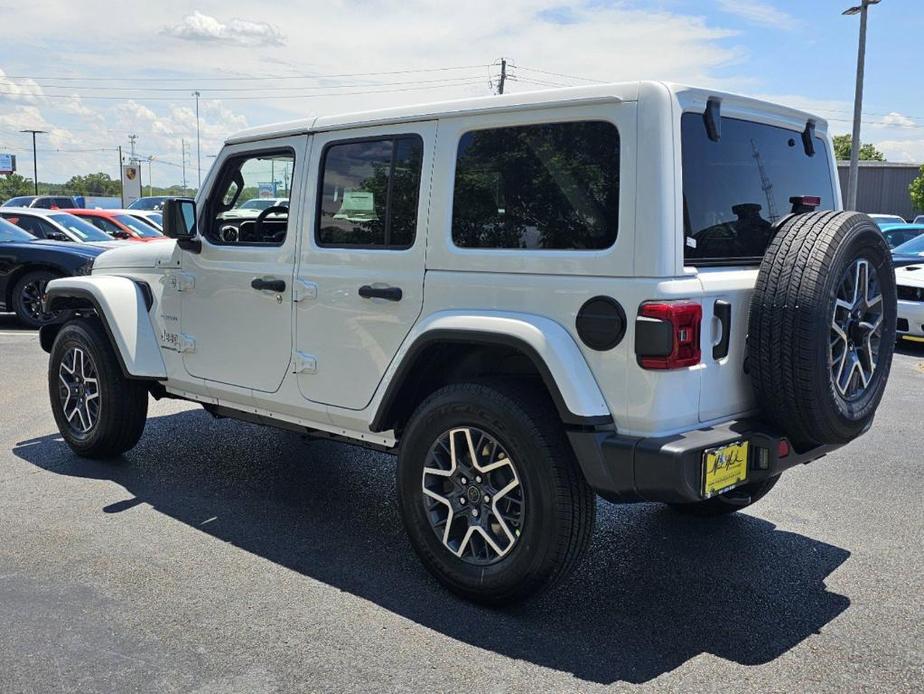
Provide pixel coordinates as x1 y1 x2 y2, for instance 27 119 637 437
168 272 195 292
292 279 318 302
177 334 196 353
294 351 317 374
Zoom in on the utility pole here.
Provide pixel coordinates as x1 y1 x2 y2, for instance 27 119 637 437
118 145 124 206
497 58 507 95
146 156 154 196
128 133 138 163
193 90 202 189
20 129 47 195
181 139 188 194
843 0 881 210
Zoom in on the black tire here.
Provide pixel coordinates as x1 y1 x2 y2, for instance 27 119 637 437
11 270 71 329
48 318 148 458
668 475 780 517
397 381 596 605
748 211 896 448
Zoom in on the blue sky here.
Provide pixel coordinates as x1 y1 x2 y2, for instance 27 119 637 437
0 0 921 187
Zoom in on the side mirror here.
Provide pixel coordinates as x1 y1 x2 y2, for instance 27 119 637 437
46 231 69 242
162 198 200 252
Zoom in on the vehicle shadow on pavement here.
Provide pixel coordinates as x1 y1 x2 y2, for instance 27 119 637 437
13 409 851 686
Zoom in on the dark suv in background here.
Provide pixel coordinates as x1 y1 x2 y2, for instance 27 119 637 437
2 195 82 209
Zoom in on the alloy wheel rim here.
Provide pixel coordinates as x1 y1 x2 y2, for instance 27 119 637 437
20 278 59 323
830 258 884 400
421 427 524 565
58 346 100 434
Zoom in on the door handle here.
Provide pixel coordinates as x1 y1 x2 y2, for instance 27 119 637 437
713 300 732 360
251 278 286 292
358 285 402 302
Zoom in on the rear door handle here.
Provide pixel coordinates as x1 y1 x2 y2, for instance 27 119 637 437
251 278 286 292
713 300 732 360
358 285 402 302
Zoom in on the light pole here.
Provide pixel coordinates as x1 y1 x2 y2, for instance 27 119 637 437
843 0 881 211
193 90 202 189
20 129 47 195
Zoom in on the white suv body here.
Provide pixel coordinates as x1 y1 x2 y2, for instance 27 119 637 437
42 82 896 602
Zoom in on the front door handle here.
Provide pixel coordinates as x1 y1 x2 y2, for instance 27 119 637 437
358 285 402 302
251 278 286 292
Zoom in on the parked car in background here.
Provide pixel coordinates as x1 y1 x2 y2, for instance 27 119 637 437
122 210 163 230
0 208 118 245
2 195 82 210
891 232 924 265
869 213 907 227
65 208 164 241
913 215 924 225
879 223 924 249
895 263 924 343
127 196 174 211
0 217 103 327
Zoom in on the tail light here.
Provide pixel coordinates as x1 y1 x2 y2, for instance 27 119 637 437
636 301 702 369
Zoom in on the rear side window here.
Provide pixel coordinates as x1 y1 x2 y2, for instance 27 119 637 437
451 121 620 250
682 113 835 264
317 136 423 249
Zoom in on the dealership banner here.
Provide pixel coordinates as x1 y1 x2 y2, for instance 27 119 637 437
121 164 142 204
0 153 15 175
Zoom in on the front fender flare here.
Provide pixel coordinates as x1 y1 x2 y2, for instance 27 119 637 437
42 276 167 380
370 311 612 432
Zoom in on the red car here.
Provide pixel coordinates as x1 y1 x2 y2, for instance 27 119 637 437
63 208 166 242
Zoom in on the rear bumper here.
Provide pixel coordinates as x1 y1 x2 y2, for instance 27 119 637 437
569 420 841 504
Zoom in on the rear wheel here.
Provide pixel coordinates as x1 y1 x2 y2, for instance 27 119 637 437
48 319 148 458
12 270 70 329
397 381 595 604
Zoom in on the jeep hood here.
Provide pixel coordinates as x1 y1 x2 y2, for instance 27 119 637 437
93 238 180 270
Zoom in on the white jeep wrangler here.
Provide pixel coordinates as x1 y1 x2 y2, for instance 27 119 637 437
41 82 896 603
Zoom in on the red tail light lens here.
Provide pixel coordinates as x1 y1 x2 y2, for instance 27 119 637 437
638 301 702 369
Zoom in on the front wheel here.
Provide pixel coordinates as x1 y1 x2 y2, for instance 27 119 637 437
397 381 596 604
12 270 71 329
48 319 148 458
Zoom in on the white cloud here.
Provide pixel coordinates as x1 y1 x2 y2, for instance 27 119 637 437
162 11 285 47
882 112 917 129
716 0 794 30
0 68 42 104
875 139 924 164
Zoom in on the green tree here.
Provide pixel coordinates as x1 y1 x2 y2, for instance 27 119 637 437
833 134 885 162
910 165 924 212
63 172 121 196
0 173 35 200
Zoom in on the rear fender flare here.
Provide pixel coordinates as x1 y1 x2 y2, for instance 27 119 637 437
42 276 167 380
369 311 613 432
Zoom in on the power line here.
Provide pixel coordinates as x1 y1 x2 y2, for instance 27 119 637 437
512 65 605 83
0 74 488 94
0 64 491 83
0 79 490 101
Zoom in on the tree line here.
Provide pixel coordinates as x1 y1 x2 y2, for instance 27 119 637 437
0 171 195 200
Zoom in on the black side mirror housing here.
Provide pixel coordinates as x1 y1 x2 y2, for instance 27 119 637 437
162 198 201 252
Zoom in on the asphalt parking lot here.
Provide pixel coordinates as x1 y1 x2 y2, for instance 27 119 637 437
0 314 921 693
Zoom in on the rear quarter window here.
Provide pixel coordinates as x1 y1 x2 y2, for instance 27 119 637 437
682 114 836 265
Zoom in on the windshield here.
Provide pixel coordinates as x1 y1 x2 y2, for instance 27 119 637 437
3 196 34 207
49 213 113 242
128 197 166 210
682 114 836 264
0 218 34 242
893 232 924 255
114 214 162 237
240 198 283 210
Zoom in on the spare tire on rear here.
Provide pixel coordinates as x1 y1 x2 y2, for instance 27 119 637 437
747 211 896 448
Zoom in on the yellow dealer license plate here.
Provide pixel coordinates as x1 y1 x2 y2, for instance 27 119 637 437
702 440 749 498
